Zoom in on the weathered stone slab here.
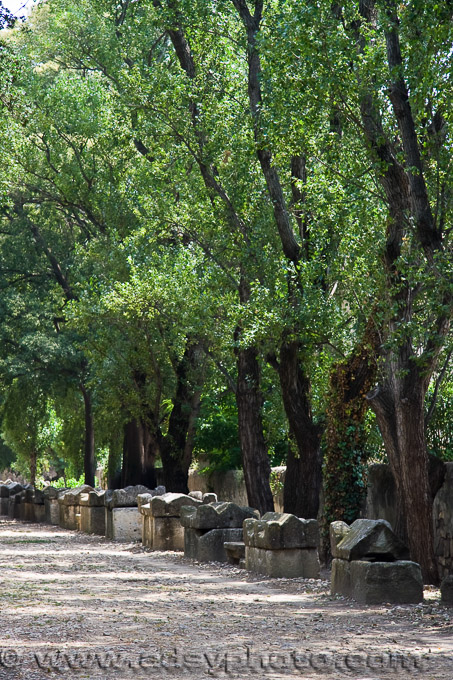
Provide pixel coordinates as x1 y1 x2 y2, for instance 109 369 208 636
6 483 23 497
441 575 453 606
224 541 245 565
152 516 184 551
33 504 46 523
106 507 141 541
189 491 203 501
0 485 10 499
331 558 352 597
8 493 22 519
45 498 60 525
59 503 79 530
43 486 62 500
184 527 243 562
80 505 106 535
105 485 164 510
181 502 259 530
137 494 155 511
330 521 350 558
243 513 319 550
32 489 44 505
245 546 320 578
58 485 94 506
141 509 153 548
150 492 202 518
335 519 410 561
79 491 105 507
349 560 423 604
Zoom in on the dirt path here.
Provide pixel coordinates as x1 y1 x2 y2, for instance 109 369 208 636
0 518 451 679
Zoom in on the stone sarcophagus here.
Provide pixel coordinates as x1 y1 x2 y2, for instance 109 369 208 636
244 512 320 578
104 485 165 542
80 490 106 535
140 492 203 551
181 502 259 563
58 485 94 530
330 519 423 604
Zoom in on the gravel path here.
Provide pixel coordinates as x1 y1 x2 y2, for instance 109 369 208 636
0 517 452 679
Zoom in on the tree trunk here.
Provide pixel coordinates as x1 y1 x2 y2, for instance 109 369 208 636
80 384 95 487
122 418 146 487
236 343 274 515
324 319 380 534
276 340 322 518
29 449 37 488
160 341 204 493
368 365 438 584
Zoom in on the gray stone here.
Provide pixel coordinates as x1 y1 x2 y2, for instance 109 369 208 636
105 507 141 541
243 513 319 550
331 558 352 597
180 502 259 530
6 483 23 496
202 493 217 504
42 486 62 500
152 516 184 551
33 504 46 523
224 541 245 565
32 489 44 505
104 485 165 510
350 560 423 604
189 491 203 501
184 527 243 562
137 494 155 511
58 485 94 506
8 493 21 519
330 521 350 558
79 491 105 507
189 468 248 506
141 509 153 548
335 519 410 561
245 546 320 578
59 503 79 530
45 499 60 525
440 575 453 606
80 502 106 535
104 485 151 510
150 492 202 517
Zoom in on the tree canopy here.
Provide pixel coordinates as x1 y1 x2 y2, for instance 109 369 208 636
0 0 451 582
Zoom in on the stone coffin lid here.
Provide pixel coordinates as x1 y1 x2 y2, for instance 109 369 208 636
58 485 95 506
32 489 44 504
335 518 410 561
42 487 63 500
150 492 202 517
180 502 259 529
4 483 23 497
79 490 105 507
137 494 155 512
23 488 34 503
104 485 165 509
243 512 319 550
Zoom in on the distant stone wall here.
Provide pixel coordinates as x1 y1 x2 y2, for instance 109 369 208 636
188 467 285 511
365 462 453 578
